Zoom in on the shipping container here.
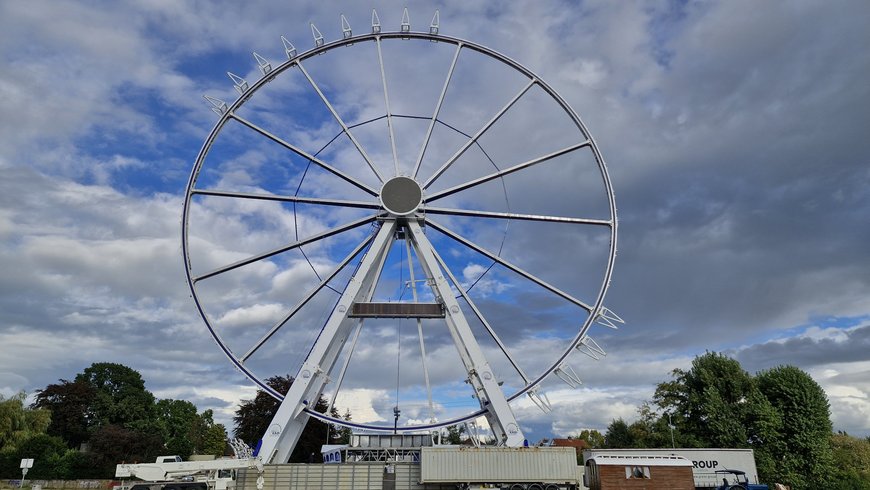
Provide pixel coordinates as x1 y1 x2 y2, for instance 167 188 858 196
420 446 578 485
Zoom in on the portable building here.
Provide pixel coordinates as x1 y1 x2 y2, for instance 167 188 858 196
584 454 694 490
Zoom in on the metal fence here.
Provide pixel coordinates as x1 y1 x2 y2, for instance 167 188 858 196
238 463 455 490
3 480 114 489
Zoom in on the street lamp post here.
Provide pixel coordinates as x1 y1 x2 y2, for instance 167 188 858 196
667 413 676 449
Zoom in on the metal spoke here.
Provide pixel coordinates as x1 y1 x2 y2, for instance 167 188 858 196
427 219 593 312
296 60 386 183
192 188 381 210
325 220 394 413
193 214 379 283
241 233 376 362
327 319 364 414
425 140 591 202
231 114 378 197
424 206 612 226
405 239 435 421
413 43 462 179
430 240 530 384
376 38 399 175
423 79 536 190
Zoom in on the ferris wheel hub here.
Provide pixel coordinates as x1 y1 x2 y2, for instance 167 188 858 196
380 176 423 216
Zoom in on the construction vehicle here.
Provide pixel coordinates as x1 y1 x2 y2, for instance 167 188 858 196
115 440 264 490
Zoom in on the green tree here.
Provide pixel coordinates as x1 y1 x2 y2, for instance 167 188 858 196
35 363 165 477
87 424 164 476
629 402 686 448
640 353 835 489
443 424 466 445
572 429 605 448
22 363 233 476
328 409 352 445
155 399 200 459
830 433 870 488
53 449 96 479
0 392 50 452
604 418 634 448
0 432 95 480
756 365 834 489
653 352 777 449
192 409 228 457
74 362 156 429
32 379 96 448
651 351 782 480
12 433 67 479
201 423 228 457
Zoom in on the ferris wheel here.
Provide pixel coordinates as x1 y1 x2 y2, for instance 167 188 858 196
183 9 621 462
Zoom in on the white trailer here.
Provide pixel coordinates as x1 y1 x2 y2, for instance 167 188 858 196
582 448 761 488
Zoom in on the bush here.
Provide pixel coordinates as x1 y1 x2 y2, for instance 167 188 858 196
829 470 870 490
12 434 67 479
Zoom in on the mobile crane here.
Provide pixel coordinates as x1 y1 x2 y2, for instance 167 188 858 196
115 440 264 490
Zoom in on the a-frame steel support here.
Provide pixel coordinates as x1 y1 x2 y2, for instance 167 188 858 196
257 218 525 464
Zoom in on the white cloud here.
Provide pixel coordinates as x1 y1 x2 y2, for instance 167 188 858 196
0 372 31 398
461 262 511 296
216 304 288 329
333 388 390 424
1 0 869 442
734 324 870 436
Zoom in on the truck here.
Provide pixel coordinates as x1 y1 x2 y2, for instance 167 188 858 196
115 441 264 490
582 448 765 489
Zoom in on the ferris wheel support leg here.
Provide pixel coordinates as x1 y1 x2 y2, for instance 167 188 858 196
256 220 397 464
406 220 526 447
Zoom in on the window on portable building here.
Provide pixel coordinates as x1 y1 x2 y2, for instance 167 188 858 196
625 466 650 479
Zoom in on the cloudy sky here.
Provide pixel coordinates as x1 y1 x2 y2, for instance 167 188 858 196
1 0 869 445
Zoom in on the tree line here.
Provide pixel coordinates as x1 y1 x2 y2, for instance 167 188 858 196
5 355 868 489
0 365 351 480
568 352 870 490
1 363 227 479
